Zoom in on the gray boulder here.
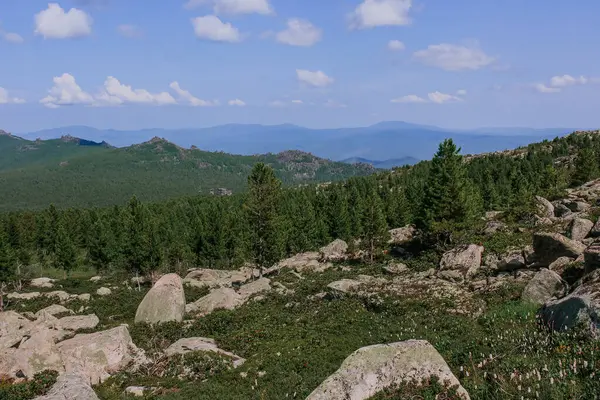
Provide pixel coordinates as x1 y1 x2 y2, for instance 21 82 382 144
58 314 100 331
30 277 55 288
135 273 186 324
439 244 484 279
549 256 574 275
570 218 594 241
535 196 555 218
320 239 348 262
497 252 526 272
533 232 586 266
388 225 416 245
165 337 245 367
33 374 99 400
237 277 271 300
521 269 567 306
185 287 242 316
306 340 470 400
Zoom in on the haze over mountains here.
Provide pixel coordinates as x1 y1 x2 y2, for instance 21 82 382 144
20 122 573 167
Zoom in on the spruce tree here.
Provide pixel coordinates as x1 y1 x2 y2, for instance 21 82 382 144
88 218 115 274
571 148 598 186
245 163 282 277
361 189 389 263
54 224 77 278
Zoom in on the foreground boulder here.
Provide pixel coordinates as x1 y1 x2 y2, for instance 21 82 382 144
533 232 586 266
570 218 594 241
539 269 600 336
306 340 470 400
165 337 246 367
0 328 65 378
521 269 567 306
135 273 186 324
320 239 348 262
33 374 99 400
57 325 146 383
439 244 483 280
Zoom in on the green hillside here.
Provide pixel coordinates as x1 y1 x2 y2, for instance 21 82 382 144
0 134 375 211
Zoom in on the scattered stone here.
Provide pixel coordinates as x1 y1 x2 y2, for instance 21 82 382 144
439 244 484 279
484 220 508 234
387 225 416 245
135 273 186 325
521 269 567 306
7 292 41 300
0 328 65 379
553 202 573 218
125 386 156 397
306 340 470 400
535 196 554 218
327 279 364 295
43 291 70 302
33 374 99 400
185 288 242 316
96 287 111 296
549 257 574 274
570 218 594 241
35 305 73 318
383 263 409 275
320 239 348 262
497 252 526 272
77 293 91 302
533 232 586 266
89 276 102 282
277 252 321 272
58 314 100 331
485 211 503 220
238 278 271 300
165 337 246 367
566 200 590 213
30 278 55 288
57 325 147 384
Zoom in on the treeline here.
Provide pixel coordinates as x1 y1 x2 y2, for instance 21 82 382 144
1 132 600 283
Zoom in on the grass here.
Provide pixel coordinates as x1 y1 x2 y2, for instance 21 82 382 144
5 262 600 400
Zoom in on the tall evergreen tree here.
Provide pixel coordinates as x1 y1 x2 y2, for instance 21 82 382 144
571 147 599 186
54 224 77 278
244 163 282 276
88 218 115 274
361 189 389 263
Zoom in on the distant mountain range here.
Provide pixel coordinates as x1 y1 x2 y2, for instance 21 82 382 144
341 156 420 169
19 122 575 165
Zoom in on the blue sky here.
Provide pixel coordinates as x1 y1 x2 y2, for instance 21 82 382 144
0 0 599 132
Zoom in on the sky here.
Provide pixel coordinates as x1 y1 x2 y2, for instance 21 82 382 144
0 0 599 133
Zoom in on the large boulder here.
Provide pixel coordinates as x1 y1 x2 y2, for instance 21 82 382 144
306 340 470 400
320 239 348 262
33 374 100 400
497 251 526 272
439 244 484 280
165 337 246 367
35 305 73 318
277 252 321 272
0 311 35 349
7 292 41 300
535 196 555 218
237 278 271 300
57 325 146 384
0 328 65 379
30 277 55 288
388 225 416 245
185 287 243 316
539 269 600 336
135 273 186 325
570 218 594 241
58 314 100 331
532 232 586 266
521 269 567 306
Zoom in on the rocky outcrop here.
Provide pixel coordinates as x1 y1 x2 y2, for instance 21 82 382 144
388 225 416 245
237 277 271 300
7 292 41 300
521 269 567 305
135 273 186 324
320 239 348 262
57 325 146 384
306 340 470 400
164 337 245 367
30 277 55 288
184 267 259 289
383 263 409 275
549 256 574 275
497 251 526 272
532 232 586 266
0 328 65 378
535 196 555 218
58 315 99 331
185 288 243 316
35 305 73 318
439 244 484 280
570 218 594 241
33 374 99 400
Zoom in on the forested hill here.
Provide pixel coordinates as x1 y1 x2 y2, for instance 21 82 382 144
0 133 375 212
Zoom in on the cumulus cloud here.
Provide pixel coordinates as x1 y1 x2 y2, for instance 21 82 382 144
34 3 92 39
0 88 25 104
388 39 405 51
413 43 495 71
228 99 246 106
296 69 334 88
550 75 588 88
349 0 412 29
40 73 94 108
390 94 427 103
276 19 321 47
117 24 143 38
95 77 176 106
185 0 273 15
170 82 215 106
391 91 464 104
192 15 241 42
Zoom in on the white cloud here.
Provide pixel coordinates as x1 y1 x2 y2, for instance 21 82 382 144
169 82 215 106
349 0 412 29
388 39 405 51
117 24 143 38
191 15 240 42
40 73 94 108
34 3 92 39
0 88 25 104
296 69 334 88
549 74 588 88
276 19 321 47
291 99 303 104
324 99 347 108
428 91 462 104
456 89 467 96
185 0 273 15
228 99 246 106
1 31 24 43
95 77 176 106
413 43 495 71
533 83 561 93
391 94 426 103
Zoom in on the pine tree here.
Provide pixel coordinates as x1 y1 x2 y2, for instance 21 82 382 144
244 163 282 276
54 224 77 278
361 189 389 263
571 148 599 186
0 232 15 284
418 139 481 239
123 196 153 276
327 185 351 241
348 184 364 238
88 218 115 274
